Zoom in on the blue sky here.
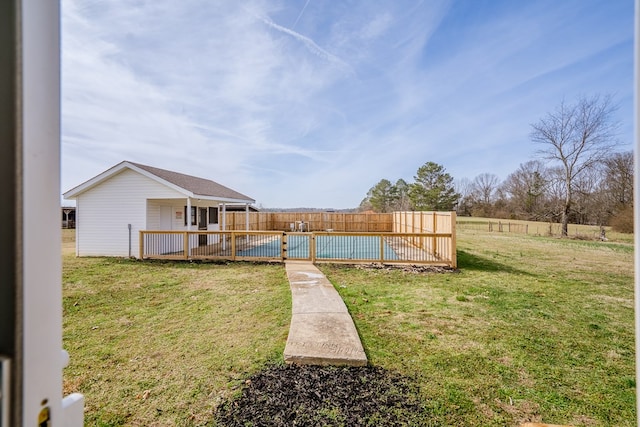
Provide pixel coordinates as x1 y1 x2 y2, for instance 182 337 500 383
61 0 634 209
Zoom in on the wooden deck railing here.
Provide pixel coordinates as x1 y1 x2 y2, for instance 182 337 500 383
139 230 457 267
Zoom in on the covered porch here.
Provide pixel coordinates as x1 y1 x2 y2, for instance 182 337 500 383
145 197 254 254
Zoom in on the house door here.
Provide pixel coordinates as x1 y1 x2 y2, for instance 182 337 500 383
160 206 172 230
198 207 208 246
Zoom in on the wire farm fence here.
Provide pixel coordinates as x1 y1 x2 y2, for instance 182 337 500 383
458 219 609 240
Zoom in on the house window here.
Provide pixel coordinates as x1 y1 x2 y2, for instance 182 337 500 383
184 206 197 226
209 207 219 224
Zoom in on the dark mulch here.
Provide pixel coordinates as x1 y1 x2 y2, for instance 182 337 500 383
214 364 431 426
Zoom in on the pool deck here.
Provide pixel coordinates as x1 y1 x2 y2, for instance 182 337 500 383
283 261 368 366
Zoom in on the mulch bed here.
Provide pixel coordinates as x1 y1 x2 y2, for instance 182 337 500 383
354 263 459 274
214 364 430 426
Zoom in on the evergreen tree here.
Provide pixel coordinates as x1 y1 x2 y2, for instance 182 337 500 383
362 179 396 212
393 179 412 211
408 162 459 210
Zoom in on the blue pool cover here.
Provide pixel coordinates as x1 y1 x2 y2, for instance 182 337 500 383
238 234 399 260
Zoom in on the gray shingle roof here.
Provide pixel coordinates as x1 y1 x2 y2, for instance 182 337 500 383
129 162 254 202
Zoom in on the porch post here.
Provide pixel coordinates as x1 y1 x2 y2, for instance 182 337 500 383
221 203 226 230
186 198 191 231
186 198 191 257
221 203 227 251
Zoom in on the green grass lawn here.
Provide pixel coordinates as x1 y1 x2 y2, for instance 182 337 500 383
62 227 635 426
62 257 292 426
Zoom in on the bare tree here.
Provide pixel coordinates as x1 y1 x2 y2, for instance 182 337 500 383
454 177 474 216
602 151 634 207
467 173 499 217
501 160 548 220
601 151 634 232
472 173 500 204
545 166 568 223
571 165 603 225
530 95 620 236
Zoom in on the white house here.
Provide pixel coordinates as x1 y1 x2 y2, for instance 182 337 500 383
63 161 255 257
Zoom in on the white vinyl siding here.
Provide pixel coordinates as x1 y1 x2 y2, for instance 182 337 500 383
75 169 184 257
146 202 161 230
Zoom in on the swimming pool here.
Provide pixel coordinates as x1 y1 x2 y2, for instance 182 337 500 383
141 230 454 266
238 233 399 261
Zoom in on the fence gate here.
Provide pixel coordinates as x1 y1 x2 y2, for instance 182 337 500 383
284 233 312 261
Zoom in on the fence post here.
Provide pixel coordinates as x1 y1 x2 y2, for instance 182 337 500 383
183 232 189 259
310 233 316 262
450 211 457 268
139 231 144 259
281 232 287 261
231 231 236 261
432 212 437 256
379 235 384 262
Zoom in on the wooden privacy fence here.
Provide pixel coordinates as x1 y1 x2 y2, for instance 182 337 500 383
223 212 393 232
139 229 456 267
392 211 456 267
393 211 455 234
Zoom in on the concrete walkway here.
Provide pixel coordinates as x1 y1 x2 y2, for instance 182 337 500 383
283 261 368 366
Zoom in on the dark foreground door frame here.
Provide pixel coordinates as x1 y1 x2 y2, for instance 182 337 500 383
0 1 18 424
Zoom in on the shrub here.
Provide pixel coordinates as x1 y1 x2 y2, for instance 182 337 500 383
610 205 634 233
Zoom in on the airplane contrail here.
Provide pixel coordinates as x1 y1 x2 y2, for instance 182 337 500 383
258 13 352 72
242 5 352 73
292 0 311 30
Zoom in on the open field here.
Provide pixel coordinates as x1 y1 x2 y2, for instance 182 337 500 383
457 216 633 243
61 225 635 426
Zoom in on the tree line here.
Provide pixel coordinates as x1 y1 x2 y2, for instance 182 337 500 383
359 95 633 235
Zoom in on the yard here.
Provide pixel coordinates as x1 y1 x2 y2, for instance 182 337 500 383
61 224 636 426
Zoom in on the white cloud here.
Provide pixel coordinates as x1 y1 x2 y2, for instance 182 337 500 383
61 0 633 208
